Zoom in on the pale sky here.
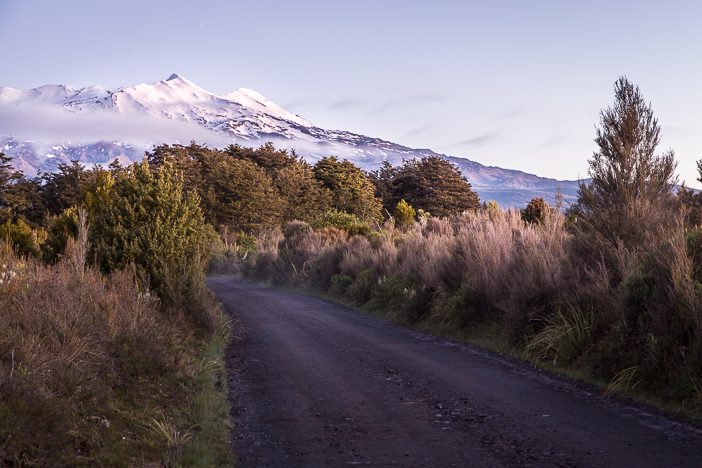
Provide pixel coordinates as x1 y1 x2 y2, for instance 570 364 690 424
1 0 701 186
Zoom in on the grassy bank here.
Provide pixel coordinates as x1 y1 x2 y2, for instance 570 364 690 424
0 243 233 466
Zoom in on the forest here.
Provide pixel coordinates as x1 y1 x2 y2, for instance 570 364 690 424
1 77 702 464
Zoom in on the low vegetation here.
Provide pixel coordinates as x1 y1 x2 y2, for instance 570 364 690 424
0 159 232 465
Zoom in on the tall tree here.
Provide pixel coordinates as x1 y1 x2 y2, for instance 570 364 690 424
370 161 399 214
570 77 678 253
41 161 94 215
390 156 480 217
0 152 23 222
313 156 383 222
89 159 209 294
199 152 284 231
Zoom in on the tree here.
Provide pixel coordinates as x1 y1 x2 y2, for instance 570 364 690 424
226 142 298 173
0 152 24 222
521 197 551 225
370 161 399 214
273 161 331 222
677 160 702 228
313 157 383 222
89 159 209 295
41 161 94 215
570 77 678 251
390 156 480 217
198 152 284 231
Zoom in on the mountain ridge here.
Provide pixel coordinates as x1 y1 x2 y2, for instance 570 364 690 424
0 74 582 207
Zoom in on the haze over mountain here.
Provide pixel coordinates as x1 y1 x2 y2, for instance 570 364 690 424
0 74 580 207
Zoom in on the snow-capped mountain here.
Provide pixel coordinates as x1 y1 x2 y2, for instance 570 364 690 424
0 74 581 207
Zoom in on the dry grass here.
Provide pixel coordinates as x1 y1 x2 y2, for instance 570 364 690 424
0 233 232 465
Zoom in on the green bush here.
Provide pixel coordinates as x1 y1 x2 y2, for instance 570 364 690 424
521 197 550 225
41 207 79 263
393 199 416 229
310 210 370 236
328 273 353 297
346 269 376 304
0 219 39 257
367 275 411 318
88 159 214 331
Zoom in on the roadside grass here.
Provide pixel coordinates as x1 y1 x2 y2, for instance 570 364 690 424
0 242 234 466
175 316 235 467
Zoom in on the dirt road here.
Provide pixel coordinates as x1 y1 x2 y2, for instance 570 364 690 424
207 276 702 467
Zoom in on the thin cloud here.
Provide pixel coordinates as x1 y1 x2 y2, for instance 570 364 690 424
373 93 445 113
329 98 363 110
283 98 316 109
0 103 229 146
539 135 569 148
453 132 499 148
403 123 433 138
494 107 523 120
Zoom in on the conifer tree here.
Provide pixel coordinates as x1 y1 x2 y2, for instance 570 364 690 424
571 77 678 251
390 156 480 217
89 159 209 294
313 156 383 222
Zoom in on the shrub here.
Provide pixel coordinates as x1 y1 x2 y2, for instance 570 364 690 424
310 210 370 236
89 160 211 316
393 199 416 229
521 197 551 225
0 218 40 257
0 244 214 465
328 273 353 297
41 207 79 263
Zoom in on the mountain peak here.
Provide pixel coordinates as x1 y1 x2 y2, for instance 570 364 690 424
166 73 183 81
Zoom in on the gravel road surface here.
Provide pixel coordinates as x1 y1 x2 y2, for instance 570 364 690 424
208 276 702 467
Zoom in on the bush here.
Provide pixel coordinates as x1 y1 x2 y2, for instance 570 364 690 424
393 199 416 229
521 197 551 225
0 244 217 465
328 273 353 297
310 210 370 236
89 160 214 330
0 218 40 257
41 207 79 263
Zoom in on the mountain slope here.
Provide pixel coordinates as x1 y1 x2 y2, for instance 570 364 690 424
0 74 581 207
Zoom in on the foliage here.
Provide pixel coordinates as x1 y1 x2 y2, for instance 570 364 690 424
89 160 211 310
389 156 480 217
310 209 370 236
0 218 40 257
41 207 79 263
570 77 678 259
313 156 383 222
370 160 400 213
521 197 551 225
199 151 284 231
272 160 331 222
393 199 416 228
